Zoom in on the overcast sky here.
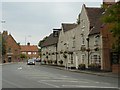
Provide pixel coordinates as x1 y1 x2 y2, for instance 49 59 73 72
1 1 103 45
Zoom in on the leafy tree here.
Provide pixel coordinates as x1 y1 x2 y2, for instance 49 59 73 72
2 35 6 56
20 54 27 59
102 1 120 52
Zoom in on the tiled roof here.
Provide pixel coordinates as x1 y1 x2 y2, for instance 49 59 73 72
89 19 103 35
40 33 59 47
20 45 38 52
85 7 104 27
85 7 104 35
62 23 77 32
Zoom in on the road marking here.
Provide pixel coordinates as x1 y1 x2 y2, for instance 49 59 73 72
40 79 89 83
38 81 59 88
3 79 24 88
95 82 100 83
62 85 118 88
18 67 22 70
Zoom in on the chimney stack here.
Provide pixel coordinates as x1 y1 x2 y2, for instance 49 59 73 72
2 31 8 35
103 0 115 5
27 42 30 46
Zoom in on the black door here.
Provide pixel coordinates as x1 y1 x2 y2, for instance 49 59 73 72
8 57 11 62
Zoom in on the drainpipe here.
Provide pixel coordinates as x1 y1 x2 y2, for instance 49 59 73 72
56 43 58 65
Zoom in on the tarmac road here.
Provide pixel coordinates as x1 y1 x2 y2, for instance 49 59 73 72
2 62 119 89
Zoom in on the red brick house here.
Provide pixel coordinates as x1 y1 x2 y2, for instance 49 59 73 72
20 43 39 60
100 1 120 73
2 31 20 63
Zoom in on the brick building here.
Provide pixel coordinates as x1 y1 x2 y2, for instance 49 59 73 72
2 31 20 63
20 43 39 60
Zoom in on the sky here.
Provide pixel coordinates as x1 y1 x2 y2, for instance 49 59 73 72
1 0 103 46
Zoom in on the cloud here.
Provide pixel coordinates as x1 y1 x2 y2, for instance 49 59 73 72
2 2 102 45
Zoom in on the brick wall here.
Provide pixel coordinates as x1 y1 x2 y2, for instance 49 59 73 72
2 31 20 62
100 23 117 71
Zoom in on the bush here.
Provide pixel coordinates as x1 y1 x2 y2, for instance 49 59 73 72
54 60 57 64
63 54 67 59
78 64 86 70
48 60 52 64
59 60 63 65
88 63 101 71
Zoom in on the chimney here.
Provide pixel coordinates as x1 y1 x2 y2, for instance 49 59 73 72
27 42 30 46
103 0 115 6
53 29 61 37
2 31 8 35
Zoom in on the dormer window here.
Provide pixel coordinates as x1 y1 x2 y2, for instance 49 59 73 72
94 35 100 46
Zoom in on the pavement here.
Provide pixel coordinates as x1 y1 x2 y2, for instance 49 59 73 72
0 62 119 78
44 64 119 78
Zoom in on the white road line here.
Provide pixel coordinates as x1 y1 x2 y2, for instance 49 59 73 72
40 80 89 83
38 81 59 88
3 79 24 88
62 85 118 88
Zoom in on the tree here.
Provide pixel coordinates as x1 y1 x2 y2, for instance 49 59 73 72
20 54 27 59
102 1 120 52
2 35 6 56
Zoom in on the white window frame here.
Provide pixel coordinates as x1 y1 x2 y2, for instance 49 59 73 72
28 52 31 55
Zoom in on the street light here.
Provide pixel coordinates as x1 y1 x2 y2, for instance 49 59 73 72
86 37 90 65
25 35 31 45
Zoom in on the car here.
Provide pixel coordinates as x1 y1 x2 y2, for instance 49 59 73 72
27 59 35 65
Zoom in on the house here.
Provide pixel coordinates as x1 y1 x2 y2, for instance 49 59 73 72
40 29 60 64
39 0 119 73
2 31 20 63
20 43 39 60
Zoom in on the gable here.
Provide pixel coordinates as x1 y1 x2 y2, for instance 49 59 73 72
6 34 20 49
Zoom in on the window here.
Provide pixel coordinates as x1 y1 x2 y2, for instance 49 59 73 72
28 52 31 55
8 48 12 53
94 55 97 63
33 52 36 55
94 35 100 46
22 52 26 54
71 54 73 64
91 55 101 64
72 40 75 48
81 54 85 63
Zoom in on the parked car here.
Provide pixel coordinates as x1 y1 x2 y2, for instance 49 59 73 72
27 59 35 65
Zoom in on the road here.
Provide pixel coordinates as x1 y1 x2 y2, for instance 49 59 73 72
2 62 119 89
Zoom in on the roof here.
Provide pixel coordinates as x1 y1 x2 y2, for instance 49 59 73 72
40 33 59 47
85 7 104 35
62 23 77 32
85 7 104 27
89 19 103 35
20 45 38 52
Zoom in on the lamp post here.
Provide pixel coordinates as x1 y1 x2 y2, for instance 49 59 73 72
1 20 6 63
25 35 31 45
86 37 90 66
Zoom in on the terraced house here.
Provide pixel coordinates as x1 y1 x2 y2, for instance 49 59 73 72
40 29 60 64
40 1 119 73
57 4 105 70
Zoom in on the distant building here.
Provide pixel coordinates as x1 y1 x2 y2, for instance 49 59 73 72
40 29 60 64
20 43 39 60
2 31 20 63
